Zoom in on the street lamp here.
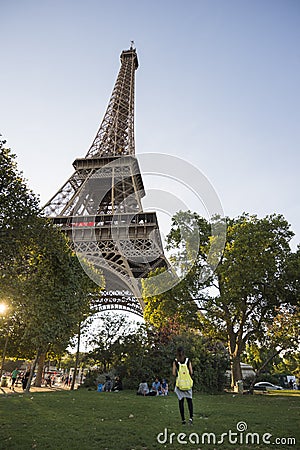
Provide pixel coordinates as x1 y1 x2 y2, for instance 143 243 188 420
0 302 7 315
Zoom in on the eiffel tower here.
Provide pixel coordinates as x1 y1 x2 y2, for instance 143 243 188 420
43 45 167 317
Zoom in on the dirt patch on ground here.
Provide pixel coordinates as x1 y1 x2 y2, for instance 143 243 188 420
0 384 73 396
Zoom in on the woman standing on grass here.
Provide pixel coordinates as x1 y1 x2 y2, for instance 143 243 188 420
172 346 193 425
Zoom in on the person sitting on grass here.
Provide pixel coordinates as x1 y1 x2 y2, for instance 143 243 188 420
112 376 123 391
137 380 149 396
136 379 156 396
104 376 112 392
161 378 169 396
151 377 161 396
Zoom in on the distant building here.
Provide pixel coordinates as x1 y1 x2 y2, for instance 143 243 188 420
226 362 256 380
240 362 256 379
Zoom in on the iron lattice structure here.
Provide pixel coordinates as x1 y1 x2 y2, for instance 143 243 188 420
43 46 167 317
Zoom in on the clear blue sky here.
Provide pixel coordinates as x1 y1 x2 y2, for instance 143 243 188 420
1 0 299 249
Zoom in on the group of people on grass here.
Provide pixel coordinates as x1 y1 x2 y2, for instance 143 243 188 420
137 377 169 396
98 375 123 392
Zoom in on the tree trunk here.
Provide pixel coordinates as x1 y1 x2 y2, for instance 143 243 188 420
230 353 242 388
70 322 81 391
0 331 9 379
25 349 41 393
227 321 244 389
35 352 46 387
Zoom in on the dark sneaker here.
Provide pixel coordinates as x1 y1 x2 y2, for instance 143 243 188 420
188 418 193 425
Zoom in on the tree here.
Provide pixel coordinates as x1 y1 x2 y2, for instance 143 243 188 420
142 211 227 332
166 211 298 388
0 138 104 388
85 313 138 372
17 224 103 391
0 138 39 285
0 138 40 374
112 323 229 392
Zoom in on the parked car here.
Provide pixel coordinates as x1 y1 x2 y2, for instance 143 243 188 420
254 381 283 391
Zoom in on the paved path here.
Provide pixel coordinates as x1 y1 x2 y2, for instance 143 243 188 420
0 383 75 395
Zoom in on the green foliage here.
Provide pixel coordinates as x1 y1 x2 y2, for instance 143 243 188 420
6 222 101 359
86 314 229 393
275 353 300 379
142 211 219 332
0 139 39 222
0 140 39 282
206 213 295 338
143 268 201 331
84 313 141 372
161 211 299 387
80 369 99 389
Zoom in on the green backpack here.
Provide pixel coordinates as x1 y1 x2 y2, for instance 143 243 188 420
176 358 193 390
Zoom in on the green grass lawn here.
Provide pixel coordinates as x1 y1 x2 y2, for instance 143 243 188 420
0 389 299 450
